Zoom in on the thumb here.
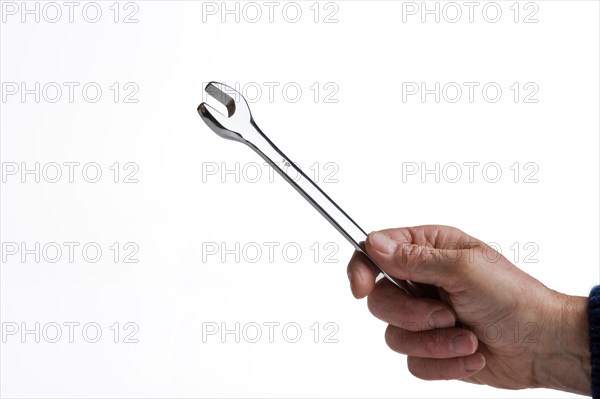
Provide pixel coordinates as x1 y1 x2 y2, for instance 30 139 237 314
366 230 469 290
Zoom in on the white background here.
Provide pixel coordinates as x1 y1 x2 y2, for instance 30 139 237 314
1 1 599 398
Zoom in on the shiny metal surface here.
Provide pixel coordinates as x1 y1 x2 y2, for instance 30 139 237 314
198 81 422 296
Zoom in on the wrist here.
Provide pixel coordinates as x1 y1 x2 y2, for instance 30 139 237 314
536 293 590 395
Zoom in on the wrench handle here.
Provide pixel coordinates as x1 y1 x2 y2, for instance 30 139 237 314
244 122 424 296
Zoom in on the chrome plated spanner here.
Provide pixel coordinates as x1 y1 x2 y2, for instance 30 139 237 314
198 81 423 295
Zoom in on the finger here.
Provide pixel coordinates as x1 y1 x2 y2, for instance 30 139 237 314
347 250 379 299
407 353 486 381
380 225 484 251
365 229 470 288
385 325 478 358
367 278 456 330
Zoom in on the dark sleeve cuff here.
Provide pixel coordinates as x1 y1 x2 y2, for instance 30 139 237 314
589 285 600 398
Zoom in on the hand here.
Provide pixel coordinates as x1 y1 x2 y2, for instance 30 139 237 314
347 225 590 395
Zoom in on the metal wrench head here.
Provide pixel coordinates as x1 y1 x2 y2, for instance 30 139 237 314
197 82 254 144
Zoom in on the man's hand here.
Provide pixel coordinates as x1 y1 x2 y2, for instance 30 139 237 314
347 225 590 395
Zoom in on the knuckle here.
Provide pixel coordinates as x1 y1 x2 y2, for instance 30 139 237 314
423 332 443 357
397 305 417 325
394 244 432 278
438 363 456 380
367 280 394 318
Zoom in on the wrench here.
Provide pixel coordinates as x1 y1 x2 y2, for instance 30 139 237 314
198 81 424 296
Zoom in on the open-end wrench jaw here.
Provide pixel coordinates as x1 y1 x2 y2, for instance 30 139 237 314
197 81 425 297
198 82 254 144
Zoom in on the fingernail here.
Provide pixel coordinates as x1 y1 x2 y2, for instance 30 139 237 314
428 309 455 328
450 333 475 356
369 231 397 254
462 354 485 372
